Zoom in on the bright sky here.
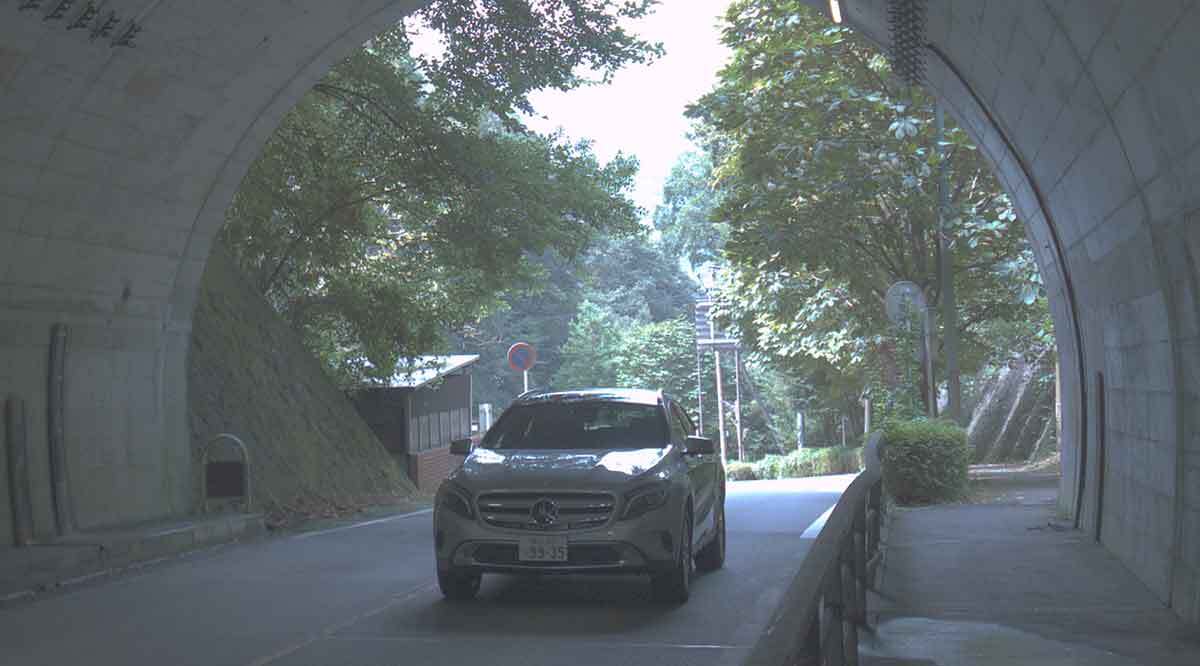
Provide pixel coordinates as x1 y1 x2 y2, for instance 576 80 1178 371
523 0 733 220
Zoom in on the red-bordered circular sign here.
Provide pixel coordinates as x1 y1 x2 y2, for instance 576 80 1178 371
507 342 536 372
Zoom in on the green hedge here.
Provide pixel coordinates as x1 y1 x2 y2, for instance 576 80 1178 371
726 447 863 481
726 461 757 481
881 418 970 504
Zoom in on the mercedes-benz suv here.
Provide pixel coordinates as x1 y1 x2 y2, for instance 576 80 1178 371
434 389 726 604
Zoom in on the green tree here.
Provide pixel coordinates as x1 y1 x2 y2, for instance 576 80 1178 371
583 235 699 323
552 300 627 391
451 252 586 406
554 311 700 415
411 0 663 124
613 318 698 402
462 229 699 408
653 151 729 273
688 2 1047 420
222 7 659 383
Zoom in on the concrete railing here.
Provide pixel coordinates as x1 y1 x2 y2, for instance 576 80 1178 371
746 433 885 666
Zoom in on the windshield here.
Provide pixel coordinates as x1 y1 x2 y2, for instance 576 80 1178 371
481 400 668 450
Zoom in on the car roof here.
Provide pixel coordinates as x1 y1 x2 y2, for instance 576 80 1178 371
515 388 664 406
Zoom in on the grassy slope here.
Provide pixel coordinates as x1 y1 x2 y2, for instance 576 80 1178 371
188 243 414 528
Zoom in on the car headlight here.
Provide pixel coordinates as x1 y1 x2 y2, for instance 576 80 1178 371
437 482 474 520
621 483 670 520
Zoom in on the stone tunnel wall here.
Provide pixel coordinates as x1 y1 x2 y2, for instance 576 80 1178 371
832 0 1200 622
0 1 425 542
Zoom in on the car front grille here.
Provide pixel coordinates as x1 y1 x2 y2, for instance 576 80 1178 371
476 492 616 531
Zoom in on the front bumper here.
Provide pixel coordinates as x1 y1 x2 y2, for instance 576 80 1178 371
435 498 683 575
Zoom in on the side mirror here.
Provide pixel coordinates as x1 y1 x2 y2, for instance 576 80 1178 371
683 436 715 455
450 438 473 456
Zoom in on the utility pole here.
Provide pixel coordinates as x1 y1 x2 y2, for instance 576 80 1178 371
734 347 744 461
936 102 962 423
737 354 782 450
695 348 704 435
923 303 937 418
714 349 727 463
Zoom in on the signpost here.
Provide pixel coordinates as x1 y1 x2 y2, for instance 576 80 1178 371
695 299 739 464
507 342 537 393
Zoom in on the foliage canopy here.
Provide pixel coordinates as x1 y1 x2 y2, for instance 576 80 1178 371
686 2 1051 419
222 3 661 383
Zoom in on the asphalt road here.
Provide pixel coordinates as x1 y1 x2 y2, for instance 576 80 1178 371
0 475 854 666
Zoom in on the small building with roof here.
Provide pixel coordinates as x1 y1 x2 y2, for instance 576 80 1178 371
347 355 479 492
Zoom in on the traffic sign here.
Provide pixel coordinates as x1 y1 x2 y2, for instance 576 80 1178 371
885 281 926 324
507 342 536 372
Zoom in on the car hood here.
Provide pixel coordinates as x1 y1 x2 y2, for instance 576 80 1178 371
452 447 669 491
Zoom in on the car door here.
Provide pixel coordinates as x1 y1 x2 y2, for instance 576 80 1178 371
670 401 715 544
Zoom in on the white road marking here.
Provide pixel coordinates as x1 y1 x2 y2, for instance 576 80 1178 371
291 508 433 540
248 583 437 666
325 635 745 650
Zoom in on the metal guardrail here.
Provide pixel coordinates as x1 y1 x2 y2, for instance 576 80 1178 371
746 433 885 666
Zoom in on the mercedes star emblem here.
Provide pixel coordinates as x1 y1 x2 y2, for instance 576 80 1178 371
530 498 559 526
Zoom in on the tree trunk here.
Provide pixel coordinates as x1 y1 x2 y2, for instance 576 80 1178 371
822 411 836 446
1026 415 1057 463
1011 370 1055 461
966 359 1024 461
986 350 1050 462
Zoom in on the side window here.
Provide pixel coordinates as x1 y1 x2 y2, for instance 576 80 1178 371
676 404 697 435
668 403 689 443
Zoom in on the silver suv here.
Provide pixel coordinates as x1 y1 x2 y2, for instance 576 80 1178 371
434 389 726 604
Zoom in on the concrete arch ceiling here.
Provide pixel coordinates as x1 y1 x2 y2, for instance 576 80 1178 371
0 1 426 540
0 0 1196 622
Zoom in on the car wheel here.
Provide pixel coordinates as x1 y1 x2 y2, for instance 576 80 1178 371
651 508 692 604
438 567 481 601
695 497 726 572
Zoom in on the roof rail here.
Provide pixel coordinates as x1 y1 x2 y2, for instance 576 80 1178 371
516 387 551 400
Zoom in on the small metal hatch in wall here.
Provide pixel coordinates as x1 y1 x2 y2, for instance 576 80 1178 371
200 433 251 514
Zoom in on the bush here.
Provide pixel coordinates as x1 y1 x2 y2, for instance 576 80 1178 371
727 447 863 481
755 455 784 480
726 461 758 481
881 418 970 504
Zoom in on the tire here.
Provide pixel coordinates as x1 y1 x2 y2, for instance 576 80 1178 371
651 507 693 604
695 497 726 572
438 567 481 601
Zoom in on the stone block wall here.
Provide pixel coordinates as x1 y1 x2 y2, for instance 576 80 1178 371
406 447 465 493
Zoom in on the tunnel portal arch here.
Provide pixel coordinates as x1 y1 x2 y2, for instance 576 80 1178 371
0 0 1197 622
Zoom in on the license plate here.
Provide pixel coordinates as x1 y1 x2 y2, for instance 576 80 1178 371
518 535 568 562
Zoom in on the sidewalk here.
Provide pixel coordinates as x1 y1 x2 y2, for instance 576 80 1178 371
0 512 264 604
862 468 1200 665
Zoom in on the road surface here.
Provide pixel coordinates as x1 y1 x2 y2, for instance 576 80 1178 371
1 475 854 666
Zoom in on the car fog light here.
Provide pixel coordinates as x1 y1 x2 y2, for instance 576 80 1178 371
621 483 669 520
437 482 474 519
